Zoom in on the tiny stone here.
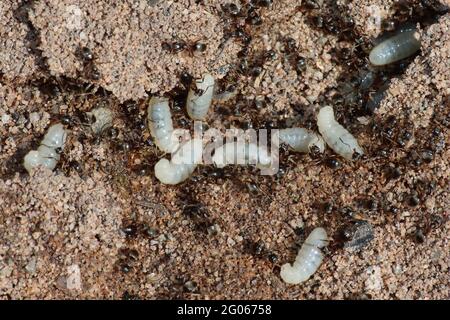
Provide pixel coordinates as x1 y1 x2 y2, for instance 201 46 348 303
184 280 197 292
1 114 11 124
66 264 82 291
25 256 37 274
227 237 236 246
289 218 304 230
207 224 221 236
29 112 40 124
343 220 374 250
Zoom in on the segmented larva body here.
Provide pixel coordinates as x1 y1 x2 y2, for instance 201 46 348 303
154 138 203 185
87 107 113 135
369 29 421 66
279 128 325 154
280 227 328 284
186 74 215 120
23 123 67 173
317 106 364 160
212 141 272 168
147 97 178 153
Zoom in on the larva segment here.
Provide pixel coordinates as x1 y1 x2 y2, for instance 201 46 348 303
317 106 364 160
279 128 325 154
369 29 421 66
154 159 197 185
147 97 178 153
186 73 215 120
154 139 203 185
41 123 66 148
212 141 272 168
23 123 67 174
280 227 328 284
23 151 45 173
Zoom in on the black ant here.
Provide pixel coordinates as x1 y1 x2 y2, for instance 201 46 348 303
282 37 308 75
162 40 187 53
221 3 241 17
162 39 207 55
77 46 101 80
189 75 214 96
251 0 273 8
116 247 140 274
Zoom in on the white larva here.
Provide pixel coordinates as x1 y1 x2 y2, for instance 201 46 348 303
154 138 203 185
186 74 215 120
369 29 421 66
212 141 272 168
317 106 364 160
280 227 329 284
23 123 67 173
147 97 179 153
279 128 325 154
87 107 113 135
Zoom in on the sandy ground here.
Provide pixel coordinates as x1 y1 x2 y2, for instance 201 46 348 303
0 1 449 299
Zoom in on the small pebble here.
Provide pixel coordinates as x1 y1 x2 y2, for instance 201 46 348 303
343 220 374 250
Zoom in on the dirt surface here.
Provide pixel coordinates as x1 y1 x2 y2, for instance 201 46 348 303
29 0 241 102
0 1 41 83
0 1 449 299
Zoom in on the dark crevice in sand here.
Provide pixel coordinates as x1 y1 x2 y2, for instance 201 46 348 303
13 0 48 73
1 142 32 178
177 185 217 238
31 75 113 101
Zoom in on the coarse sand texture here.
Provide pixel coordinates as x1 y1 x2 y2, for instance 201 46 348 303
0 1 449 299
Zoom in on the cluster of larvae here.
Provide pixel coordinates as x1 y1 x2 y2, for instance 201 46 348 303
25 24 419 180
148 74 217 184
149 74 272 184
23 107 113 174
19 25 423 286
279 27 422 285
149 73 367 184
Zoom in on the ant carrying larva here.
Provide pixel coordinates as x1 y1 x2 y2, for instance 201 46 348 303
186 74 215 120
279 128 325 154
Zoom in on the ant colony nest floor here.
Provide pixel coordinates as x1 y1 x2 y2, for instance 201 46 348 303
0 0 449 299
